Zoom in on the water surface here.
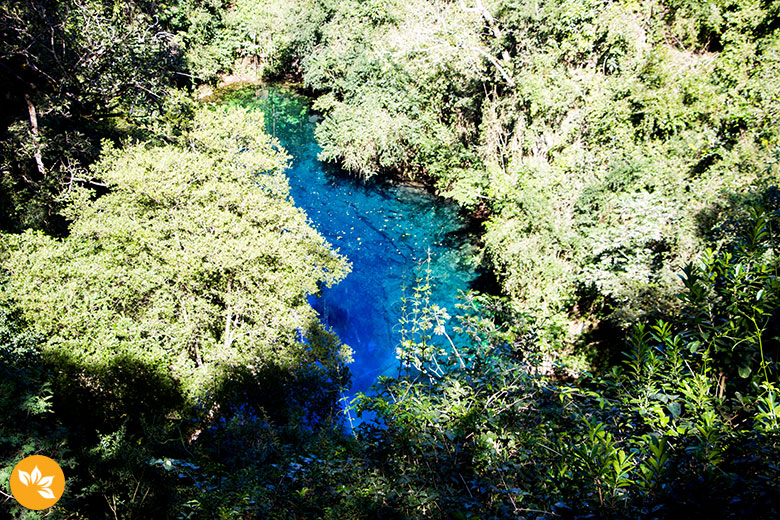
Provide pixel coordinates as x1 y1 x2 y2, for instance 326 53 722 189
234 88 478 413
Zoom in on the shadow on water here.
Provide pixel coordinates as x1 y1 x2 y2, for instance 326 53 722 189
229 87 480 422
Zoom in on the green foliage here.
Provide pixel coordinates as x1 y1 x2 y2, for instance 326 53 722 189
2 1 780 517
676 209 779 389
0 0 187 233
290 0 486 181
4 105 350 406
0 301 77 519
1 105 353 518
350 205 779 518
267 0 780 357
177 0 293 82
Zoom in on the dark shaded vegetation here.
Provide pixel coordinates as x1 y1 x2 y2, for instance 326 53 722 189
2 0 780 518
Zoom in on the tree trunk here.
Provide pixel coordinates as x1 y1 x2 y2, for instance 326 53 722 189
224 278 233 350
24 93 46 177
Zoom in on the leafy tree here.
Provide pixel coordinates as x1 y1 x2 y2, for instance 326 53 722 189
4 104 350 407
274 0 780 361
0 0 189 233
1 105 352 517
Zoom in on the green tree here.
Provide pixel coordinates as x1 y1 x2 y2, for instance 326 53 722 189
0 0 183 232
3 104 351 412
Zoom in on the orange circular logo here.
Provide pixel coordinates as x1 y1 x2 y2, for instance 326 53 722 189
9 455 65 510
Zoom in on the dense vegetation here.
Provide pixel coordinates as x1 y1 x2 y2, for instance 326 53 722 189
253 0 780 356
1 0 779 518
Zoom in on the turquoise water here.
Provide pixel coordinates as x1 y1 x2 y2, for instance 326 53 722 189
235 88 477 409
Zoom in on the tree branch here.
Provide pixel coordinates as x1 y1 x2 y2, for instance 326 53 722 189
471 46 515 86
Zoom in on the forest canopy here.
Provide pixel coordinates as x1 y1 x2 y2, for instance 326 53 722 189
3 105 350 402
1 0 779 519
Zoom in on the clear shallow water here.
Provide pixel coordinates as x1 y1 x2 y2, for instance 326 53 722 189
233 88 477 411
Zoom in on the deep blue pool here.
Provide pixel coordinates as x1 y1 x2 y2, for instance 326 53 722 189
234 87 478 421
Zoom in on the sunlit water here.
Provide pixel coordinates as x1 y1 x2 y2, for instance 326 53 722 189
232 87 478 422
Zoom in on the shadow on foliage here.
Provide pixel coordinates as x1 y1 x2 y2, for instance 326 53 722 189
205 356 348 442
695 185 780 245
0 315 184 518
44 351 185 440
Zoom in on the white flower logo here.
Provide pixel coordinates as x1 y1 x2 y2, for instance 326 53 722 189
18 466 56 500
